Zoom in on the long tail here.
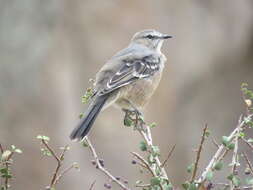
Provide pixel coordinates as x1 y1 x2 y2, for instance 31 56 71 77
70 95 108 141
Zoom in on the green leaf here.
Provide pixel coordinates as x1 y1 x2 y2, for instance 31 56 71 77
239 132 245 138
205 130 211 137
227 143 235 150
36 135 50 141
182 181 190 190
163 183 173 190
36 135 42 139
1 150 12 160
214 161 223 171
81 88 94 104
124 117 133 127
135 180 142 185
247 138 253 143
206 171 213 181
246 178 253 185
11 145 16 150
79 113 84 119
147 154 155 164
2 174 12 178
222 136 230 146
151 146 160 156
0 168 8 174
227 174 234 181
150 177 161 186
82 141 88 147
241 83 248 88
188 183 197 190
150 122 157 128
155 166 161 176
139 141 147 151
232 176 241 186
14 149 23 154
187 163 194 173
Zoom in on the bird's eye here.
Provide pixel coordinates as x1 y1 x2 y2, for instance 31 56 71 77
146 35 154 39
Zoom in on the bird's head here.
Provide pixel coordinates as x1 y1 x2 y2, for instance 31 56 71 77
131 29 172 52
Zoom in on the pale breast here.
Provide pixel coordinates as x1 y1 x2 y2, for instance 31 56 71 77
115 69 163 110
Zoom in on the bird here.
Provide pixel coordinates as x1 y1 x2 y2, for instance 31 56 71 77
70 29 172 141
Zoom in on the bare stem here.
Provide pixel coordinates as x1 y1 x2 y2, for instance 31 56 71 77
161 144 176 168
230 132 239 190
41 139 61 187
85 137 131 190
55 162 77 185
89 180 96 190
242 152 253 176
131 152 155 176
242 138 253 150
0 143 3 154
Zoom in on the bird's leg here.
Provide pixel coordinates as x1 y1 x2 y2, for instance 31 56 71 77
122 100 145 130
122 108 132 126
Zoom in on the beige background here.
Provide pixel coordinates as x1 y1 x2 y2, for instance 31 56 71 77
0 0 253 189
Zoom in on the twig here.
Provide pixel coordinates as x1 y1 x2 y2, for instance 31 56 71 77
230 133 239 190
242 138 253 150
55 162 77 184
41 139 61 187
234 186 253 190
85 137 131 190
197 114 253 184
217 148 230 162
40 140 74 188
89 180 96 190
131 152 155 176
0 143 3 154
242 152 253 176
136 183 151 188
3 152 14 189
161 144 176 167
191 125 208 183
212 138 220 149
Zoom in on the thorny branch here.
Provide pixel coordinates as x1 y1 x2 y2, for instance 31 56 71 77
191 124 208 183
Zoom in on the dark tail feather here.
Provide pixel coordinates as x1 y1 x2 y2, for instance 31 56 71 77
70 95 108 141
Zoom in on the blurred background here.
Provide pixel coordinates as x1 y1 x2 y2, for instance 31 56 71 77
0 0 253 189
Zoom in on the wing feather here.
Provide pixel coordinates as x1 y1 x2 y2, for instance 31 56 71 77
98 55 160 96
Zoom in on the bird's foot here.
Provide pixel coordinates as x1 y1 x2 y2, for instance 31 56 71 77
122 108 145 130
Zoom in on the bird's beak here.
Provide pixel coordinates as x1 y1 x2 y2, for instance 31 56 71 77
161 34 173 39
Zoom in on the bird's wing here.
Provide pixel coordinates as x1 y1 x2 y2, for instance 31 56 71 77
97 54 161 96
